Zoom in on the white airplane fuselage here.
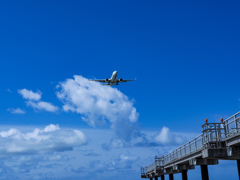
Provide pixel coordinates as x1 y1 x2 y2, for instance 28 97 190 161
109 71 118 86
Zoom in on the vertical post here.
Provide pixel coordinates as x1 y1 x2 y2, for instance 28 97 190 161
150 178 153 180
214 124 218 148
182 170 188 180
184 145 186 155
226 120 229 137
169 174 174 180
195 138 197 150
237 160 240 180
201 165 209 180
210 128 213 142
161 175 164 180
223 120 227 138
189 142 191 153
155 177 158 180
235 116 239 133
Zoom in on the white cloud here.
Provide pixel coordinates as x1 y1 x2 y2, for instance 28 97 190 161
155 126 186 145
7 108 26 114
18 89 42 101
0 127 202 179
44 124 60 132
18 88 59 113
57 75 139 140
0 124 87 156
26 101 59 112
155 126 171 144
0 128 19 138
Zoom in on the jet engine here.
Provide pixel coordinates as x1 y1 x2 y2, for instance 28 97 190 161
105 78 109 82
119 78 123 82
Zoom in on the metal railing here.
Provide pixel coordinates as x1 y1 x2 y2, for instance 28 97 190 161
145 157 163 173
224 111 240 138
202 123 225 148
162 134 204 166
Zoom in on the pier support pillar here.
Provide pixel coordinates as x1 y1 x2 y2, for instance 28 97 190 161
201 165 209 180
155 177 158 180
150 178 153 180
182 170 188 180
169 174 174 180
237 160 240 180
161 175 164 180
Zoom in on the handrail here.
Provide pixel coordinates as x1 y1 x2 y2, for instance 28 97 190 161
224 111 240 122
162 134 203 165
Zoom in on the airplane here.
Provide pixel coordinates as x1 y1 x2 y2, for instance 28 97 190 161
89 71 135 86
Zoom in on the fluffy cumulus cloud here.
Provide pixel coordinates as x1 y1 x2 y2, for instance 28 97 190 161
18 89 42 101
7 108 26 114
56 76 187 146
57 75 139 140
0 124 87 156
18 89 59 113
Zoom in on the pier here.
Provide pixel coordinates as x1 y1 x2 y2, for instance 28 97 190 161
141 111 240 180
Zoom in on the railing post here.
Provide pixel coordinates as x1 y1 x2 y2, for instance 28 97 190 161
223 120 227 137
210 129 213 142
215 124 218 148
195 138 197 150
189 142 191 153
225 120 229 137
235 115 239 133
184 145 186 155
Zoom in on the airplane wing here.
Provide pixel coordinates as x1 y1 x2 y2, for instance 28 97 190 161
89 79 106 82
116 79 136 83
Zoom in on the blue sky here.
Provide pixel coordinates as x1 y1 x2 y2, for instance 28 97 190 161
0 1 240 179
